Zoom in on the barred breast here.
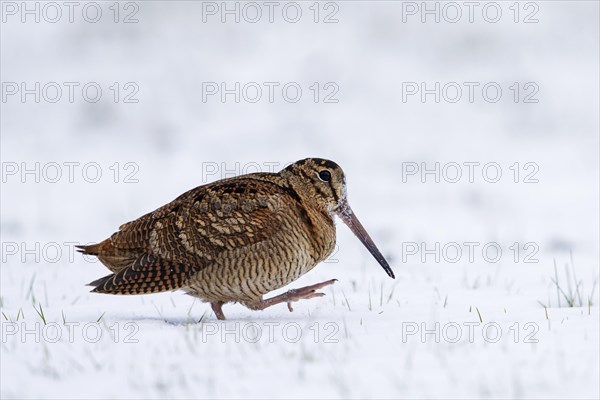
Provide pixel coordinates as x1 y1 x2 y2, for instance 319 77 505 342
183 190 337 304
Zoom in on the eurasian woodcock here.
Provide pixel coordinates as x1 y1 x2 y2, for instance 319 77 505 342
78 158 395 319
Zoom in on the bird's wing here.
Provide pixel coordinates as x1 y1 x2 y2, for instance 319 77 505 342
86 177 300 294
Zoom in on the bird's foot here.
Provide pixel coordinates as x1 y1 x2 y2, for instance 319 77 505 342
252 279 337 312
211 301 226 320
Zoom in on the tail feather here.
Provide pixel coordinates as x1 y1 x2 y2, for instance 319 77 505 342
87 274 113 288
89 253 191 295
78 240 141 273
77 243 103 255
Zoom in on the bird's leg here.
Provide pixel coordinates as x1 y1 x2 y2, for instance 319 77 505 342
248 279 337 312
211 301 226 320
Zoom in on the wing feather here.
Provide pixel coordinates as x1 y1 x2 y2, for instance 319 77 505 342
84 176 295 294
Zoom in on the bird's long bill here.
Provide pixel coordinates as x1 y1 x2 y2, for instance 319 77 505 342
336 201 395 279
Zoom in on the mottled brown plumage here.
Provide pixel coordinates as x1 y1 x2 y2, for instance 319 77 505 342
78 158 394 319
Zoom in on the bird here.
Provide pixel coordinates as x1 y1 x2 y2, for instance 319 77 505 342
78 158 395 320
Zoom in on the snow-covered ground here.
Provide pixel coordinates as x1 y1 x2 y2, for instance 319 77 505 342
1 1 598 398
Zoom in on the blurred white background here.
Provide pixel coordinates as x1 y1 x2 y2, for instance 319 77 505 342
1 1 599 398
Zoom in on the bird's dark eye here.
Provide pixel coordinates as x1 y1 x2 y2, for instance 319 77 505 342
318 170 331 182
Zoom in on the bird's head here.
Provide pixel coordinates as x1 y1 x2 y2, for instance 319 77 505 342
282 158 395 279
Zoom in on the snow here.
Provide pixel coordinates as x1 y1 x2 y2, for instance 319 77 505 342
1 1 599 398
